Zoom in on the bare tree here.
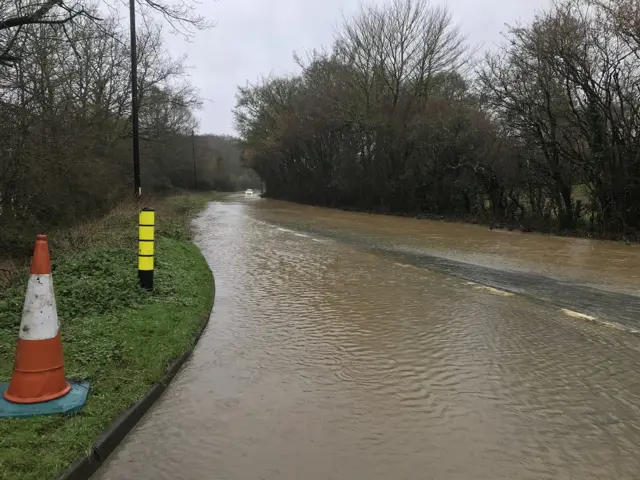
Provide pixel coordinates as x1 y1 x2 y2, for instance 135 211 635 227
0 0 209 65
236 0 640 238
0 6 208 255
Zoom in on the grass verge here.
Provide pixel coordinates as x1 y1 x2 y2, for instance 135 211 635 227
0 192 214 480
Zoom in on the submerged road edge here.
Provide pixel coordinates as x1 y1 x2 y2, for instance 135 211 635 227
58 266 216 480
267 220 640 332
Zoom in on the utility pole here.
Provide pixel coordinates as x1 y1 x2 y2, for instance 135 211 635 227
130 0 141 199
192 129 197 189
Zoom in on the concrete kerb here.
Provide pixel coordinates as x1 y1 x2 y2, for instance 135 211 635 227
59 275 215 480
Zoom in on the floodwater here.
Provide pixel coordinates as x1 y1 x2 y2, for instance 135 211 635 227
95 194 640 480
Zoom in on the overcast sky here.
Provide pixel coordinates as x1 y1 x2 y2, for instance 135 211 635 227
164 0 551 136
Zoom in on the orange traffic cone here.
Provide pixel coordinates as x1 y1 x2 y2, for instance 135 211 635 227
4 235 71 404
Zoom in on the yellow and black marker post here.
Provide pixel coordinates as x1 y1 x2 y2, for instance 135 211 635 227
138 207 155 290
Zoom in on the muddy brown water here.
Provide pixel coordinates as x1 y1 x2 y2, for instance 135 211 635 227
95 194 640 480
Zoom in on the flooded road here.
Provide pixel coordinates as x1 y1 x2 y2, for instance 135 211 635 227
95 194 640 479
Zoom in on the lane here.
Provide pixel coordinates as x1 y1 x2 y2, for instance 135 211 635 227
249 199 640 331
95 195 640 480
251 199 640 296
368 243 640 332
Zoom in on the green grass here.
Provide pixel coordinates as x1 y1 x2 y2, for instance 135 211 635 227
0 192 214 480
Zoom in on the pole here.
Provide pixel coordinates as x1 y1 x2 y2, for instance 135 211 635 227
192 129 197 189
138 208 155 290
130 0 141 199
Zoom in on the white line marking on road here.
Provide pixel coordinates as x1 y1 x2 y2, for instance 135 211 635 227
473 285 514 296
394 262 422 270
599 320 638 332
561 309 596 321
560 308 640 334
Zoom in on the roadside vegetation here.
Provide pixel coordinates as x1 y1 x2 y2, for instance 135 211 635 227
236 0 640 240
0 192 214 480
0 5 231 476
0 1 259 260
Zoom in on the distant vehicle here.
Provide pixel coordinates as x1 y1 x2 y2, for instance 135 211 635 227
245 189 254 196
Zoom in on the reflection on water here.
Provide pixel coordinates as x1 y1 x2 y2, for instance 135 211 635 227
95 195 640 480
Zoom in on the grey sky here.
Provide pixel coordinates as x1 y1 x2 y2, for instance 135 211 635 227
165 0 550 136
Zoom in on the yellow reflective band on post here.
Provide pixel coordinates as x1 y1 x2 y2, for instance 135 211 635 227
139 225 155 241
138 241 154 256
138 255 154 271
139 210 155 226
138 208 155 290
